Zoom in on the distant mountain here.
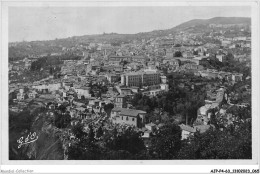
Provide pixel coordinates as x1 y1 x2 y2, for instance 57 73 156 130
72 17 251 41
175 17 251 29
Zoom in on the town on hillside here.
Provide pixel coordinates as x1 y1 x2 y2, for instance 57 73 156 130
8 16 252 160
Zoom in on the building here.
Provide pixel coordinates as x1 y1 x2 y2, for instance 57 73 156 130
121 72 142 87
232 73 243 82
145 122 156 132
114 95 127 108
111 108 146 128
149 89 164 96
160 83 169 91
32 82 62 92
221 40 231 47
121 71 161 87
160 76 167 84
142 72 161 86
113 65 124 72
17 92 25 101
165 52 174 59
179 124 196 140
132 55 147 62
74 87 91 99
105 74 120 83
109 56 132 63
216 54 227 62
28 91 38 99
179 124 214 140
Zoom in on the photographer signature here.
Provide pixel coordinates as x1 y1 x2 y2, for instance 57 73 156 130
17 132 38 149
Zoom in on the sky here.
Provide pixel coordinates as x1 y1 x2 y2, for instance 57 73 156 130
9 6 251 42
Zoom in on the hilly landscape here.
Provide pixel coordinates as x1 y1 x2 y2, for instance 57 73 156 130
44 17 252 42
8 14 252 161
9 17 251 59
175 17 250 29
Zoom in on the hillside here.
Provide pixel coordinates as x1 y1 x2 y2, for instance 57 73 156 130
175 17 251 29
9 17 251 59
9 109 64 160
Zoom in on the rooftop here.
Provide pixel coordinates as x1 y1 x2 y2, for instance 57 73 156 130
112 107 146 117
179 124 196 133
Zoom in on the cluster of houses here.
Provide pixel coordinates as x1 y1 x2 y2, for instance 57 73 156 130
8 21 251 147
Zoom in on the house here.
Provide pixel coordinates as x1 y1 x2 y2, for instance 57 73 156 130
105 74 120 83
160 84 169 91
130 86 139 93
179 124 215 140
141 128 152 147
165 52 174 59
160 76 167 84
32 82 62 92
216 54 227 62
142 129 152 138
194 124 215 133
179 124 196 140
109 56 132 63
163 59 180 67
120 88 133 95
28 91 38 99
74 87 91 99
88 99 105 108
145 122 156 132
195 104 213 125
114 65 124 72
114 95 127 108
111 108 146 128
221 40 231 47
232 73 243 82
17 92 25 101
149 89 164 96
132 55 147 62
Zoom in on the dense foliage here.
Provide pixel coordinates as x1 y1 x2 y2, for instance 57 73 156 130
178 120 251 159
149 123 182 159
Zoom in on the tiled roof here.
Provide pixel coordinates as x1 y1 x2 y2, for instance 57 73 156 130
179 124 196 133
112 108 146 117
121 109 146 117
194 125 213 133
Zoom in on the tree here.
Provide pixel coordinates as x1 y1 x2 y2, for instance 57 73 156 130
58 104 67 113
122 60 128 66
96 126 103 138
193 50 199 55
71 123 87 139
104 127 145 155
174 44 182 47
104 103 114 116
67 135 101 160
9 110 34 132
54 112 71 129
49 67 53 74
149 123 182 159
174 51 182 57
88 125 95 142
68 122 107 160
178 120 251 159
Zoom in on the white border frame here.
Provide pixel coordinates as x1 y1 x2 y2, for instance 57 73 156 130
1 0 259 173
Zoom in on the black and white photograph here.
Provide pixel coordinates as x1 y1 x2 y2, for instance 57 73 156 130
1 1 259 173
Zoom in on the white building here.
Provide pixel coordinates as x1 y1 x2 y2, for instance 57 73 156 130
75 87 91 98
179 124 196 140
32 83 62 92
